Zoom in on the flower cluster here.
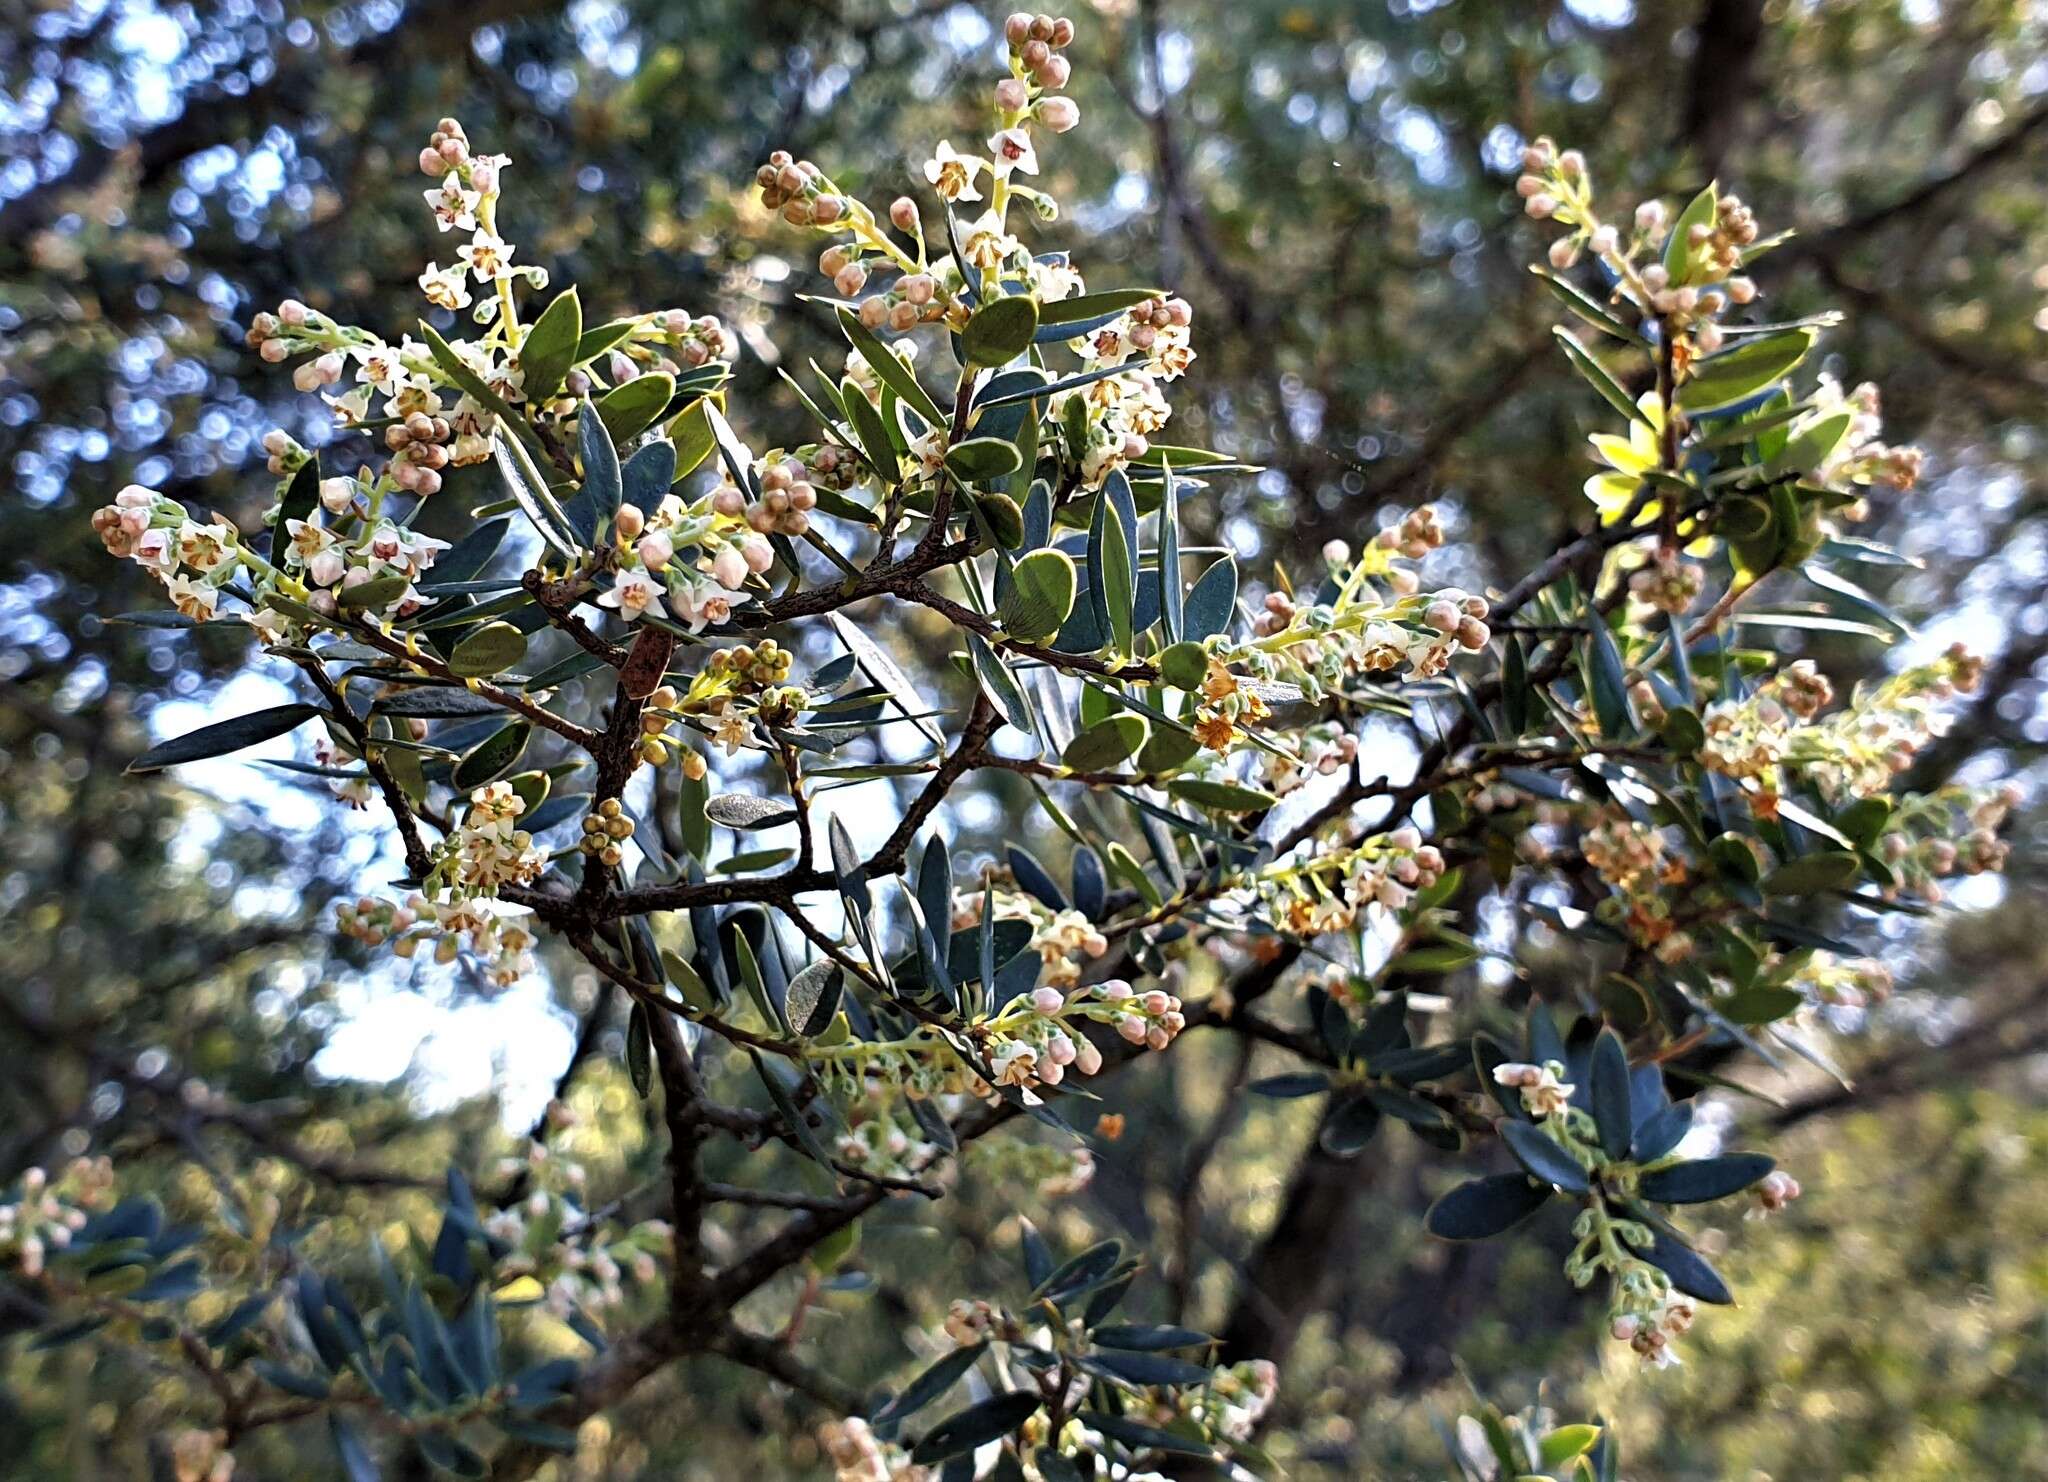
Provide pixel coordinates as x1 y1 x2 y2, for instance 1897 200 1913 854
953 884 1110 989
0 1160 115 1278
1195 507 1488 751
1582 814 1693 959
1254 825 1448 936
1701 645 1983 804
336 890 540 988
817 1416 925 1482
1609 1286 1697 1369
484 1134 672 1319
597 490 764 632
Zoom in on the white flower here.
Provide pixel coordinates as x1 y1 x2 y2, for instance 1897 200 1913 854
922 140 986 202
458 232 514 282
987 127 1039 177
424 178 480 232
599 569 667 623
165 574 219 620
419 261 472 312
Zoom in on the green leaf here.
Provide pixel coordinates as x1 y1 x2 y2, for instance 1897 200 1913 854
1091 482 1137 656
578 400 623 520
1663 183 1718 284
418 320 548 462
668 398 717 481
1554 328 1650 426
337 573 411 612
785 960 843 1038
967 632 1034 735
842 383 900 485
677 766 711 860
597 372 676 443
519 288 582 404
1167 778 1276 813
998 549 1077 641
835 308 947 427
1035 288 1162 327
625 1002 653 1097
491 431 581 559
1638 1153 1775 1204
1764 409 1854 479
1063 714 1148 772
910 1390 1042 1464
829 611 944 748
1660 705 1705 753
1589 1028 1632 1161
1531 265 1634 341
1157 640 1209 691
1157 458 1184 642
1500 1121 1589 1192
1538 1426 1603 1467
1677 327 1816 413
1423 1175 1553 1240
1760 851 1860 896
449 621 528 678
453 722 531 790
573 317 639 366
945 436 1023 485
961 295 1040 367
1585 613 1634 738
128 703 324 774
704 793 796 830
1184 558 1237 641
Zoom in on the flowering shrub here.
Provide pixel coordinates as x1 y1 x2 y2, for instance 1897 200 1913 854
38 15 2017 1481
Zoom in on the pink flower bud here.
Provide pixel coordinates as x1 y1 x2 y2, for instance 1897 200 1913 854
712 546 747 589
996 78 1030 113
1033 986 1066 1016
1040 96 1089 132
637 532 674 571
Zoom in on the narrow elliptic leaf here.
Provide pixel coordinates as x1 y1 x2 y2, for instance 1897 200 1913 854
917 835 954 956
961 295 1040 367
449 621 528 678
625 1002 653 1097
1676 327 1815 413
1637 1152 1775 1205
829 611 943 747
597 372 676 444
578 399 623 519
337 573 411 612
519 288 582 405
1167 778 1277 813
452 722 531 790
128 703 324 774
1006 846 1067 910
1632 1099 1693 1164
1586 610 1634 739
909 1390 1042 1464
1554 327 1650 426
945 436 1023 485
1642 1232 1734 1305
1157 459 1184 641
704 793 797 830
967 632 1034 735
1589 1029 1633 1162
1663 183 1719 284
1062 713 1148 773
1500 1120 1589 1192
622 439 678 514
1424 1174 1553 1240
785 960 845 1038
1183 557 1237 642
436 517 511 583
1318 1096 1382 1157
836 307 948 427
999 548 1078 641
871 1341 988 1431
1760 851 1860 896
1248 1072 1331 1098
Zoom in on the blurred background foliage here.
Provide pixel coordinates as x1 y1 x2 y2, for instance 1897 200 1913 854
2 0 2045 1476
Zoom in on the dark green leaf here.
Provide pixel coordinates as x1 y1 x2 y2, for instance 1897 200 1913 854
1638 1153 1774 1204
128 703 323 774
1424 1174 1553 1240
1500 1120 1589 1192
